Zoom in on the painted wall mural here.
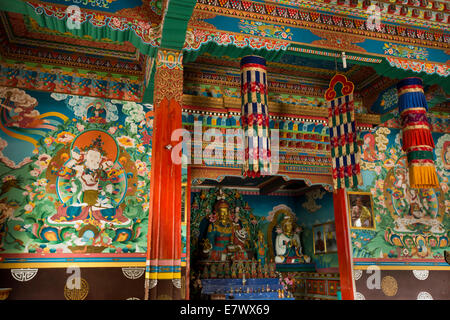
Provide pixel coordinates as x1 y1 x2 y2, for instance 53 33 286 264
354 127 449 264
0 87 152 255
0 60 143 102
296 190 339 272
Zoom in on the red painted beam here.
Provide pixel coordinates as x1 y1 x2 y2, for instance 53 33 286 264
333 188 355 300
146 96 182 299
185 166 192 300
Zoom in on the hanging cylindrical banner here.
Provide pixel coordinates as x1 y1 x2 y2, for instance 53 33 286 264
397 77 439 189
240 55 271 177
325 74 362 190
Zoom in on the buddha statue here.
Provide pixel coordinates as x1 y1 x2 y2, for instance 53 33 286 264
202 199 248 261
275 215 310 264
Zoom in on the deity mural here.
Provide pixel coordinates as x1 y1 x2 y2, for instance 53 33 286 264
86 99 107 124
49 130 129 224
356 128 449 260
383 156 446 251
0 90 152 254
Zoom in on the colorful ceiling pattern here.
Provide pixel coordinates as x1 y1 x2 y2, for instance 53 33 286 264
0 0 447 103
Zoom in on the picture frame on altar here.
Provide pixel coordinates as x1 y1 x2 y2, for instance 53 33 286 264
347 191 376 230
312 224 326 255
323 222 337 253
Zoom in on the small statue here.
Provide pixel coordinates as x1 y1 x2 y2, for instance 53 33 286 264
224 262 230 278
251 258 257 278
237 260 244 278
255 230 268 266
244 260 251 279
217 262 224 278
210 263 217 279
257 259 263 278
263 261 269 278
231 261 237 279
202 264 209 279
269 259 276 278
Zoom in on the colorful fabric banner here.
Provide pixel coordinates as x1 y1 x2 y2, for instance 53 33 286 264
325 74 362 190
240 55 271 177
397 77 439 189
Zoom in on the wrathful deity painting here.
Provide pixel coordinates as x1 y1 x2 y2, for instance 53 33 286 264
0 87 153 254
355 127 449 260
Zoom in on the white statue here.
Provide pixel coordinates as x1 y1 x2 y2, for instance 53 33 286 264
275 216 310 264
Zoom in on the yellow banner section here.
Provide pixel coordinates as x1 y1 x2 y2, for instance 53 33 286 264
145 272 182 280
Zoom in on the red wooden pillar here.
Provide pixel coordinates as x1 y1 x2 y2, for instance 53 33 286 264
144 49 184 300
185 166 192 300
333 188 355 300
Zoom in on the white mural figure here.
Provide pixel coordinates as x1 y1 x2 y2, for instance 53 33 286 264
50 131 129 224
393 167 409 216
388 162 444 234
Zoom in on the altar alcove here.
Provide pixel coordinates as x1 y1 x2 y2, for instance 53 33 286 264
188 175 341 300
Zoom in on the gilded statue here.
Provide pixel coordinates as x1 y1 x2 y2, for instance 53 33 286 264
202 199 248 261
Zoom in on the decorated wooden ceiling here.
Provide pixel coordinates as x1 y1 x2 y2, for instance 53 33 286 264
0 0 448 109
192 175 313 195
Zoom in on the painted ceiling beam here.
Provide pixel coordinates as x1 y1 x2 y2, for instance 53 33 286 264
140 0 196 103
0 1 161 56
0 0 27 14
259 176 287 195
160 0 197 50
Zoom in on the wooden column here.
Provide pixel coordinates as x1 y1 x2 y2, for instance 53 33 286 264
144 49 184 300
333 188 355 300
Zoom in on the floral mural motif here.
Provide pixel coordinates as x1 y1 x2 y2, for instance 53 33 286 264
386 57 449 77
310 30 367 53
383 43 429 61
184 28 290 52
0 90 152 254
238 20 293 40
354 128 449 260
